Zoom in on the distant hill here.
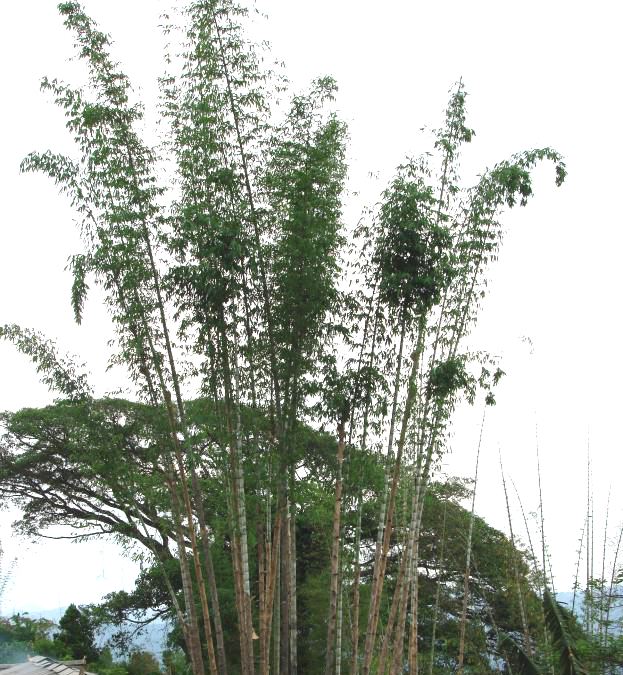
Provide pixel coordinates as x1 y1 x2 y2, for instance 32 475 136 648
8 605 68 622
556 589 622 620
97 620 170 659
9 606 170 660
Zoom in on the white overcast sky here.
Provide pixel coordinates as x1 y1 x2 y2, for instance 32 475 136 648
1 0 622 613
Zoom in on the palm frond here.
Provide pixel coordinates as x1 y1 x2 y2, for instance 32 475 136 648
543 589 589 675
498 632 542 675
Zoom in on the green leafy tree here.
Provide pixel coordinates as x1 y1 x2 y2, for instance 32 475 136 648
56 604 100 663
0 614 61 662
127 651 161 675
162 650 191 675
92 647 130 675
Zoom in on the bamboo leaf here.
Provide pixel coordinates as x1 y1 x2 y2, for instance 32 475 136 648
67 253 90 324
0 324 92 400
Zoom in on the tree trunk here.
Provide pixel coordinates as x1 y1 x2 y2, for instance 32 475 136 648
231 329 255 675
598 487 610 652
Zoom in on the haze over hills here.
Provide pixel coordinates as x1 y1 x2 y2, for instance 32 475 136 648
9 605 169 660
556 590 622 618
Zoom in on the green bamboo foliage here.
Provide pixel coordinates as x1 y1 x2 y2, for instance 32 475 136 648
0 325 93 401
18 6 216 675
357 82 565 674
3 4 571 675
161 8 271 673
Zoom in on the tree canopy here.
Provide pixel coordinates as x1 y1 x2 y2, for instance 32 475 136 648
0 2 576 675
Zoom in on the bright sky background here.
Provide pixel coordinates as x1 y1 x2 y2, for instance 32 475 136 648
1 0 622 613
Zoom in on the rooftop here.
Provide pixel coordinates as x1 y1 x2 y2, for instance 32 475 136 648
0 657 90 675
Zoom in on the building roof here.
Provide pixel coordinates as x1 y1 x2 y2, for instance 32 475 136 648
0 657 87 675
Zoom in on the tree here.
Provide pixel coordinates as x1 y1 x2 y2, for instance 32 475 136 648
127 651 161 675
1 2 567 674
56 604 100 663
163 650 191 675
0 614 60 662
0 396 544 674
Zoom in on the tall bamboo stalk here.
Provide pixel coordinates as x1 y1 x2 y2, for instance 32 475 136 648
163 393 219 675
336 574 344 675
427 501 447 675
362 319 407 675
535 423 555 675
349 502 363 675
499 448 532 656
101 95 225 675
363 317 426 675
407 454 427 675
168 472 205 675
123 122 232 675
377 544 409 675
388 451 426 675
349 294 381 675
290 500 298 675
586 445 592 635
456 407 486 675
536 422 547 589
603 521 623 675
591 492 595 634
261 510 282 675
280 501 291 675
598 487 611 654
214 314 255 675
389 540 415 675
509 477 537 571
274 549 281 675
124 294 210 675
325 419 347 675
572 518 587 615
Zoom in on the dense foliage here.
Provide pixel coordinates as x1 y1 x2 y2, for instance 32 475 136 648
1 2 606 675
0 605 165 675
